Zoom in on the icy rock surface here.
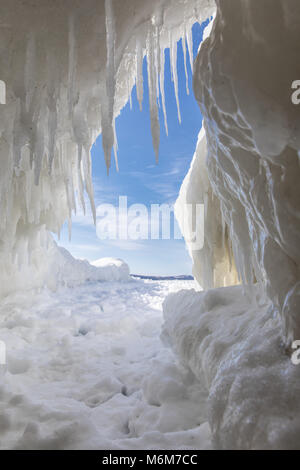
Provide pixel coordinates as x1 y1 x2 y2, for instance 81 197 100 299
191 0 300 342
162 286 300 449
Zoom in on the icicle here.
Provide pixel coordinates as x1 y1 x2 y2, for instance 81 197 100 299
160 47 168 136
25 33 36 113
34 124 44 185
146 26 160 162
171 37 181 124
82 146 96 224
68 217 72 241
13 100 23 168
186 27 193 74
136 39 144 111
169 31 174 82
221 209 226 252
113 117 118 152
154 26 160 102
113 146 119 172
227 228 233 273
182 31 189 95
68 15 76 118
102 0 116 174
77 144 85 214
47 98 57 173
113 118 119 172
128 79 132 110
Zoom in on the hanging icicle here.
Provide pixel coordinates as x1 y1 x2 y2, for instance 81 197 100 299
136 39 144 111
182 30 189 95
160 47 168 136
170 34 181 124
102 0 116 174
146 25 160 162
186 27 194 74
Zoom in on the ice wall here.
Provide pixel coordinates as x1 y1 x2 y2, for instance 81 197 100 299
0 0 214 297
189 0 300 343
163 0 300 449
175 128 239 289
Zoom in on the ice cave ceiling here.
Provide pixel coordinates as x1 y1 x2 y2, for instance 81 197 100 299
0 0 299 344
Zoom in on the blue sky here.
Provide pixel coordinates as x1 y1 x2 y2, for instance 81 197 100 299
57 21 208 276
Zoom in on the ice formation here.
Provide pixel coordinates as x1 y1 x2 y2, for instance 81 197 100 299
0 0 300 450
166 0 300 450
193 0 300 344
175 128 239 290
175 1 300 343
0 0 213 298
162 285 300 449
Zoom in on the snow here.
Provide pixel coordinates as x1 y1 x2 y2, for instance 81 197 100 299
51 249 131 285
91 257 130 281
0 238 130 299
0 276 212 450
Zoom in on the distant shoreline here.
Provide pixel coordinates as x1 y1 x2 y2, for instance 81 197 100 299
131 274 194 281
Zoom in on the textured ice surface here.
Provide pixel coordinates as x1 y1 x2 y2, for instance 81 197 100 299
192 1 300 342
162 285 300 449
0 277 212 450
169 1 300 448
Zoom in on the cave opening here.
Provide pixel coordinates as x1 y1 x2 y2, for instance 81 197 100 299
57 20 209 277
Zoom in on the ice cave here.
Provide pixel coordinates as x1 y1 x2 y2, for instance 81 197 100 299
0 0 299 451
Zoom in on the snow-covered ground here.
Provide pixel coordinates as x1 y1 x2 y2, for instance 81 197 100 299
0 276 211 450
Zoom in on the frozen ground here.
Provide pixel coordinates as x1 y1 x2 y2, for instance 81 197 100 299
0 276 211 450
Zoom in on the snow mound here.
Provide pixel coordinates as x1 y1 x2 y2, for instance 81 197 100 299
162 285 300 449
0 241 130 298
51 248 130 286
91 257 130 281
